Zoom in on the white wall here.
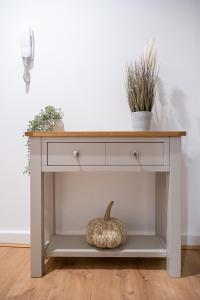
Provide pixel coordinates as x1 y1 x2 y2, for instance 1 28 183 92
0 0 199 244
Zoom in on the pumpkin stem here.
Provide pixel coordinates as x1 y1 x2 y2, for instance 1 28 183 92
104 201 114 221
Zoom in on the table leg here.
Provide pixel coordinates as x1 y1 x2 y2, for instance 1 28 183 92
167 137 181 277
30 137 44 277
155 172 167 247
44 172 55 241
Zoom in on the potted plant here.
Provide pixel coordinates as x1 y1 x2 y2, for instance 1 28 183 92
24 105 64 174
126 39 158 130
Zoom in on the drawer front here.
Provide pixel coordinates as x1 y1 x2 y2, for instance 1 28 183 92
47 142 105 166
106 143 164 166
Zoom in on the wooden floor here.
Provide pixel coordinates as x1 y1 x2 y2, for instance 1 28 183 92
0 247 200 300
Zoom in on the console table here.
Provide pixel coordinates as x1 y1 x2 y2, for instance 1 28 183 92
25 131 186 278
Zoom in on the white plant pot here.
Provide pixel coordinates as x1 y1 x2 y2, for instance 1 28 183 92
131 111 152 131
53 120 65 131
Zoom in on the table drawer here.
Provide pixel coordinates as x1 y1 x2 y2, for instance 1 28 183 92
47 143 105 166
106 143 164 166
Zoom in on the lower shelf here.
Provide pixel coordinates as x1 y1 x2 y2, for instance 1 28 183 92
46 235 167 258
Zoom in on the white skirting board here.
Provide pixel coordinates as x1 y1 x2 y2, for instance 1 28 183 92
0 231 200 246
181 235 200 246
0 231 30 244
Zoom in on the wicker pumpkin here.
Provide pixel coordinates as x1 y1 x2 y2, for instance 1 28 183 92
86 201 127 249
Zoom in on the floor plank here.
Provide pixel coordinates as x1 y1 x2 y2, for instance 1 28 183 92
0 247 200 300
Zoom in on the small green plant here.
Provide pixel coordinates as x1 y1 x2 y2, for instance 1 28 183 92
25 106 64 174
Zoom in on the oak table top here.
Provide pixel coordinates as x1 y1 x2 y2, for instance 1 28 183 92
25 131 186 138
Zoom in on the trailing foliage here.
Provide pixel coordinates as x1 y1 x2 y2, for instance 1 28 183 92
24 106 64 174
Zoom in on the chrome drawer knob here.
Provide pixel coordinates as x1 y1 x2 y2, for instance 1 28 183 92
132 151 140 157
73 150 79 157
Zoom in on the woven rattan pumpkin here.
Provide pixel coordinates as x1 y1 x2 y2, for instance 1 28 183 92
86 201 127 249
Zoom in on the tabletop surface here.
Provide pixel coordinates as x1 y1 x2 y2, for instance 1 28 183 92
25 131 186 137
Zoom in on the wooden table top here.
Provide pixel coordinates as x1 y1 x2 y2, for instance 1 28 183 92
25 131 186 137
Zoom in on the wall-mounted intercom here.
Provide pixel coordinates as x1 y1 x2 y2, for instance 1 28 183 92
21 28 34 92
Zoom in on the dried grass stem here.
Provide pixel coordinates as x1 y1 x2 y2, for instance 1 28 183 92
126 40 158 112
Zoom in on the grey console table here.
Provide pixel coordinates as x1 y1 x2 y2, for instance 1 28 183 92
25 131 186 278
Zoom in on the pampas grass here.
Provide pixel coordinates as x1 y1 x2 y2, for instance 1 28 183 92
126 39 158 112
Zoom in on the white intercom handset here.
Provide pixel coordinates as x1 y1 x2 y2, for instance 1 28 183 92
21 28 34 92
